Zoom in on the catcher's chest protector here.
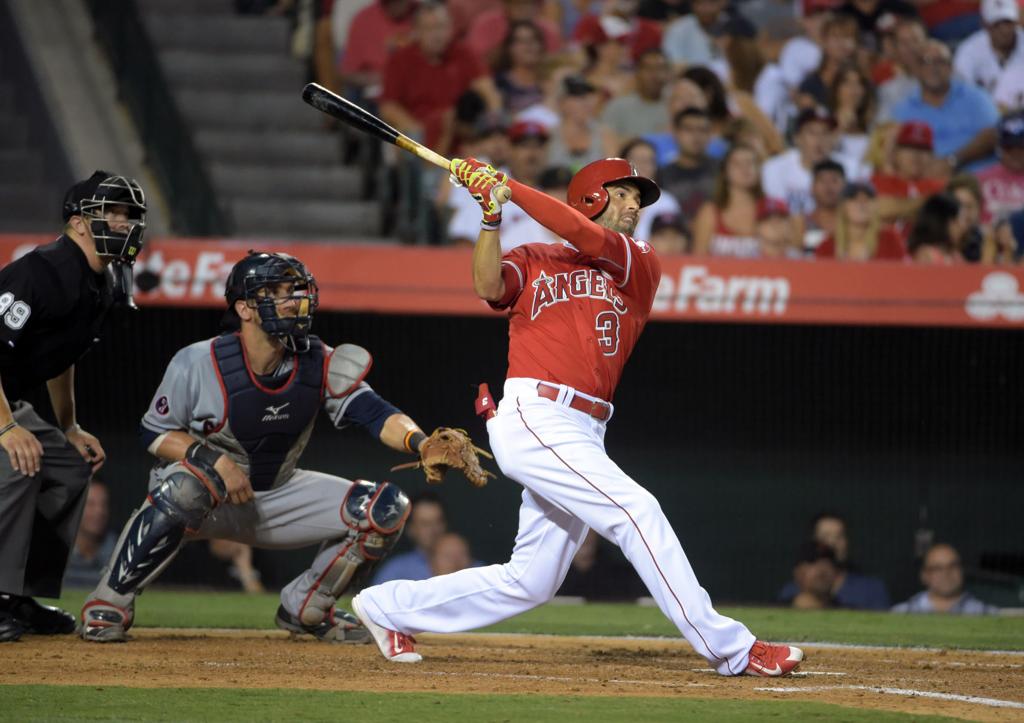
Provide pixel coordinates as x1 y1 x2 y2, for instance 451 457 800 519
211 333 324 490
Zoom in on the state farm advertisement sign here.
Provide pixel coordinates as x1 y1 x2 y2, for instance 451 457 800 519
2 235 1021 328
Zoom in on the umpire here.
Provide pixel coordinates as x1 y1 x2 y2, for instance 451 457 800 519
0 170 146 642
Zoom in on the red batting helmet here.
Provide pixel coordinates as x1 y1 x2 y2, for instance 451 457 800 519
567 158 660 219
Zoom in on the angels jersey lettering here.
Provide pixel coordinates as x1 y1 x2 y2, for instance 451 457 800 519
492 228 660 401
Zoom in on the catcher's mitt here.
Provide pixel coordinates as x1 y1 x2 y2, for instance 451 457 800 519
391 427 495 488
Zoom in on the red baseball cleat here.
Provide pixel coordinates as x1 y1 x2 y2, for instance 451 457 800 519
743 641 804 676
351 594 422 663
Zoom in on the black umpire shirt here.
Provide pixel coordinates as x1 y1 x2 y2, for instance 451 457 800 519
0 235 113 402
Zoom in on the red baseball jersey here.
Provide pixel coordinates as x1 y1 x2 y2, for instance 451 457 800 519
491 230 662 402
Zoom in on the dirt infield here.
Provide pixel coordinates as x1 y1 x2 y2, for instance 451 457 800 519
5 630 1024 721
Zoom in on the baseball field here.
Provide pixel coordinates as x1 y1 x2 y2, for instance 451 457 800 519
2 590 1022 722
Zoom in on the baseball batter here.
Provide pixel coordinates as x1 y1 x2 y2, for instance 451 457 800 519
81 251 433 642
352 158 804 677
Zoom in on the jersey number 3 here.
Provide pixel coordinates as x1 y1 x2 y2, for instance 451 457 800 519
0 292 31 331
595 311 620 357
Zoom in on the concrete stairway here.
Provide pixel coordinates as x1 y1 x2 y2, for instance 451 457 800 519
137 0 384 241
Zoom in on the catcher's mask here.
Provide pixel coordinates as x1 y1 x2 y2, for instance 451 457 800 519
223 251 319 353
566 157 660 220
63 170 148 308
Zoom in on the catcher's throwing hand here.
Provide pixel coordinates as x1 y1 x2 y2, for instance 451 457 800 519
392 427 495 488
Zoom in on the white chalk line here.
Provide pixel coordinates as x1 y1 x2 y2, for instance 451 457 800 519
753 684 1024 710
137 628 1024 656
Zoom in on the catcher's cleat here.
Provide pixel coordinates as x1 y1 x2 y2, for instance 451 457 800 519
0 594 76 635
743 641 804 677
274 605 370 644
80 600 133 643
351 594 422 663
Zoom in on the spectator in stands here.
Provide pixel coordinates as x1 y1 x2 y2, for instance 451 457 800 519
468 0 562 68
890 40 999 173
661 0 728 69
828 63 875 180
646 76 711 165
803 159 846 250
918 0 981 43
976 112 1024 222
209 540 264 594
892 544 999 614
756 197 802 258
648 212 692 254
379 1 501 156
952 0 1023 95
815 181 906 260
575 13 637 98
371 491 447 585
789 541 839 609
993 213 1024 263
545 75 605 172
574 0 664 65
694 144 764 257
339 0 418 99
993 53 1024 112
875 17 926 122
780 512 891 609
906 192 966 263
539 166 574 203
762 107 838 215
712 17 787 156
558 529 647 601
778 0 837 95
837 0 917 44
448 120 552 248
797 13 860 109
681 66 733 160
620 138 682 240
872 121 947 224
429 533 476 576
63 481 116 589
601 48 672 156
742 0 803 59
947 175 988 263
493 21 548 115
657 107 717 218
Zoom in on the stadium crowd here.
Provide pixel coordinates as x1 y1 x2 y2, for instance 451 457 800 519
302 0 1024 261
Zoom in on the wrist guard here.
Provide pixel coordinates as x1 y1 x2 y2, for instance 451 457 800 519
184 442 228 500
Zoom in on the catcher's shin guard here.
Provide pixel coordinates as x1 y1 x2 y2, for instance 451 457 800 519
105 468 218 596
296 481 410 626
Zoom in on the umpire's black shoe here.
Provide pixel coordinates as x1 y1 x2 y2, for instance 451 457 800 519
0 613 24 642
0 594 76 635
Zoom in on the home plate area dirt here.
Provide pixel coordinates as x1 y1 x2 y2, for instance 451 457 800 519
4 631 1023 721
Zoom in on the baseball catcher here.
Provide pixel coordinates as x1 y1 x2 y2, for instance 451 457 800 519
81 251 484 642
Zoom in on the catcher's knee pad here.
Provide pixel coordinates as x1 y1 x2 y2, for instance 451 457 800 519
105 469 216 595
299 481 409 626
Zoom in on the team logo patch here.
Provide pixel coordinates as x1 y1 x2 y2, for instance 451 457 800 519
155 396 169 415
631 237 652 254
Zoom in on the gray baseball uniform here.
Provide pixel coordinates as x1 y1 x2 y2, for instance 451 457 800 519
85 333 408 629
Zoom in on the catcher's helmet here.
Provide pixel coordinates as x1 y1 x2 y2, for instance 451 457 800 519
224 251 319 352
63 171 147 265
567 158 660 220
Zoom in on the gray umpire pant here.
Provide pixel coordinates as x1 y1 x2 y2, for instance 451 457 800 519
0 402 92 598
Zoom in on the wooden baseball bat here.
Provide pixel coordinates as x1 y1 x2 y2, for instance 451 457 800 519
301 83 511 203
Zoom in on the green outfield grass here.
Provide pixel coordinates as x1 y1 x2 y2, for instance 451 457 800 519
0 686 958 722
49 588 1024 650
